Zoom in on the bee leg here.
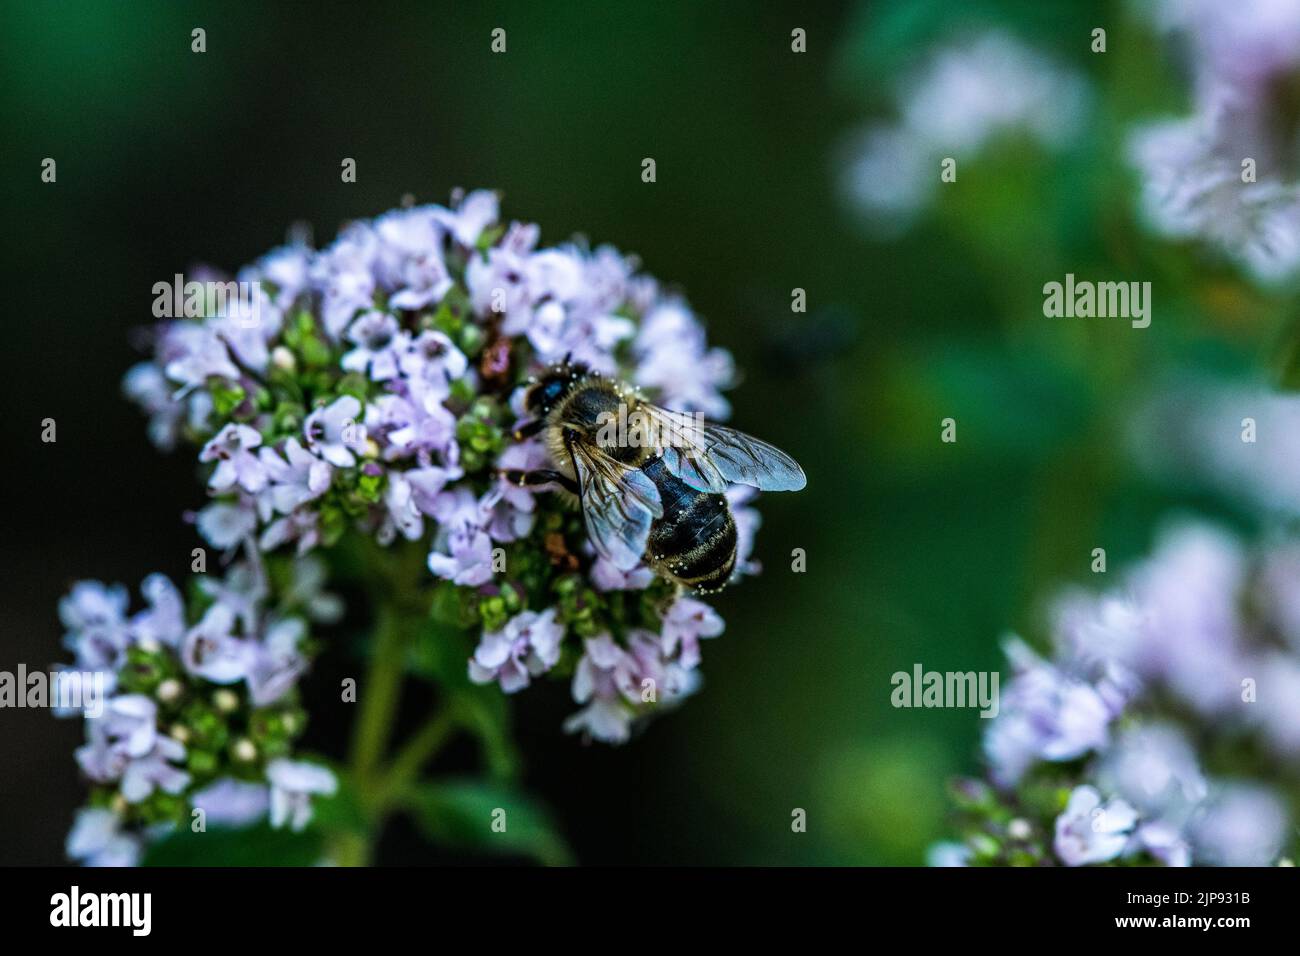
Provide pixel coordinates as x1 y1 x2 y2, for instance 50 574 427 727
500 468 579 495
511 419 545 442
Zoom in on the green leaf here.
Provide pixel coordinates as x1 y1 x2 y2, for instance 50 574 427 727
399 779 572 866
142 823 324 867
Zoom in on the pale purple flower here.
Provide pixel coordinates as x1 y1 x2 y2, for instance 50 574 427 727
839 125 933 237
1189 782 1288 866
118 737 190 803
564 631 698 743
1127 522 1248 713
633 302 733 417
200 424 268 494
565 634 640 743
208 288 281 374
429 527 493 582
468 608 564 692
342 310 406 381
405 463 464 515
1146 0 1300 89
304 395 368 467
377 472 425 545
190 778 270 827
659 597 724 670
160 323 240 395
196 499 257 550
60 581 131 677
983 638 1115 788
842 30 1088 233
1098 723 1207 819
250 243 312 310
1053 785 1139 866
563 696 634 744
196 562 266 633
483 442 544 542
726 485 763 578
76 696 190 803
590 557 655 592
100 695 162 760
1131 384 1300 520
1135 820 1192 867
367 379 457 460
432 188 499 247
1128 91 1300 283
258 438 332 517
399 330 468 387
1255 652 1300 756
899 31 1088 152
260 509 322 555
466 221 540 325
310 222 378 338
181 603 251 684
66 808 143 867
374 206 454 310
283 555 344 624
266 759 338 832
129 574 186 649
246 618 307 706
123 362 183 450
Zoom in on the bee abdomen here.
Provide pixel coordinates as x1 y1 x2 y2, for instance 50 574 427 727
644 458 738 592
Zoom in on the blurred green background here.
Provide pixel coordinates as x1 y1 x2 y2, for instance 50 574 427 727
2 0 1290 864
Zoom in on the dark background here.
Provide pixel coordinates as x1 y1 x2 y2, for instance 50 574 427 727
1 0 1131 865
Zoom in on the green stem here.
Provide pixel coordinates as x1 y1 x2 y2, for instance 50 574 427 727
348 602 408 790
376 704 459 808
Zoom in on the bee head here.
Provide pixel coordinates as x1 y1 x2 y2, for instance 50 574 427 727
524 357 591 415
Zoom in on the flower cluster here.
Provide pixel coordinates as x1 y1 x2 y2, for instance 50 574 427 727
933 520 1299 867
1128 0 1300 282
60 557 340 866
119 188 761 752
840 30 1089 235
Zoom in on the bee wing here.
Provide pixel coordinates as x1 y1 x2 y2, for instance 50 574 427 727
566 433 663 571
643 404 807 493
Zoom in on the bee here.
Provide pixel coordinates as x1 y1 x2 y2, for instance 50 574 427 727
503 359 806 594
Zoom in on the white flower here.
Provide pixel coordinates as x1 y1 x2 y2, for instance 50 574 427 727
258 438 332 517
266 759 338 832
200 424 267 494
303 395 368 467
468 609 564 693
1189 782 1288 867
1053 785 1139 866
842 30 1088 231
66 808 143 867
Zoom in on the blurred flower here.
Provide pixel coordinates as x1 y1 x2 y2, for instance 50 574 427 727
66 808 144 868
841 30 1089 234
939 520 1298 866
1130 2 1300 282
191 778 271 828
1189 783 1289 867
266 759 338 832
1054 786 1138 866
983 639 1116 788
